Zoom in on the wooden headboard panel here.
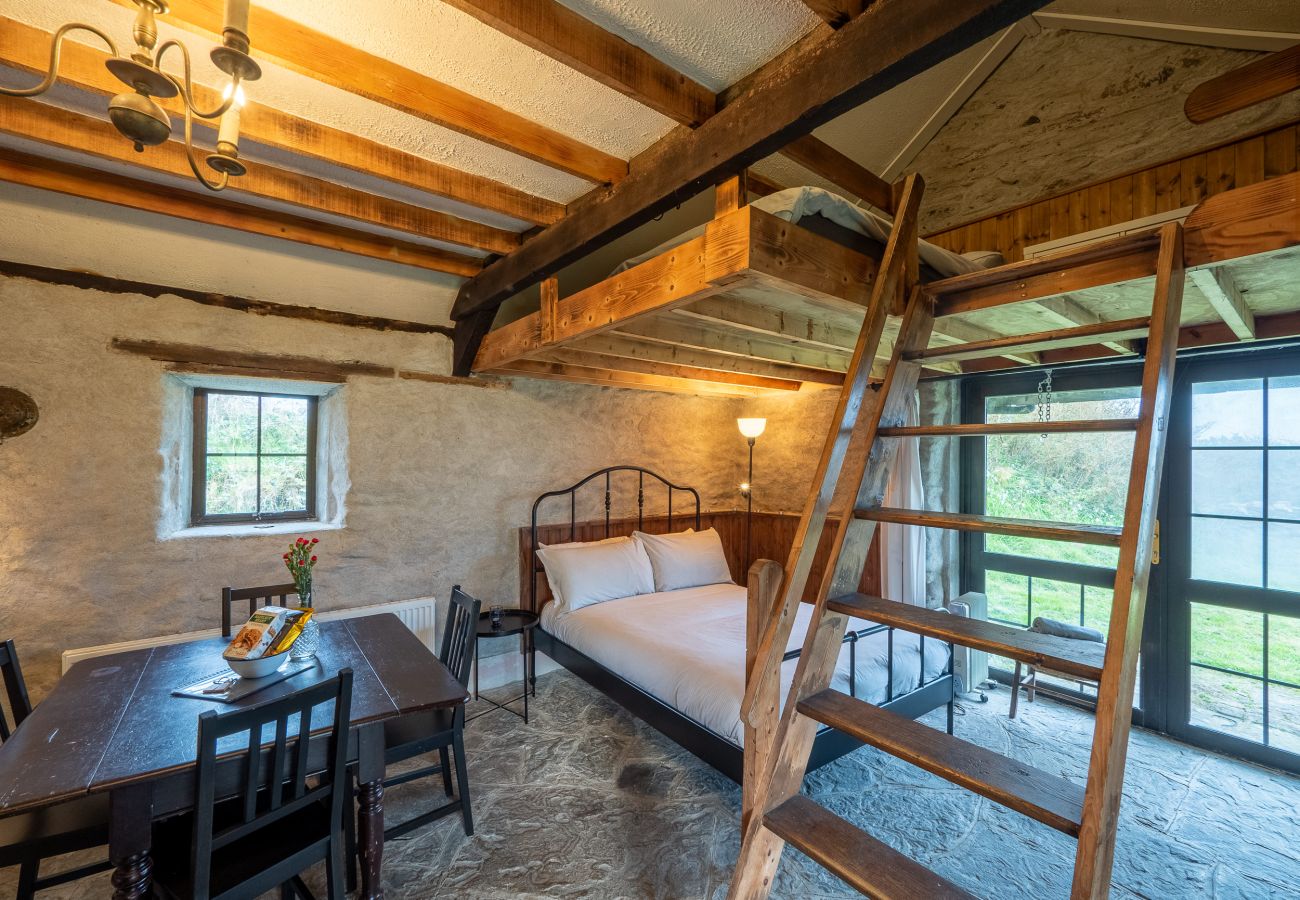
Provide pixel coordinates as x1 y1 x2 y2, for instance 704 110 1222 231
518 509 881 615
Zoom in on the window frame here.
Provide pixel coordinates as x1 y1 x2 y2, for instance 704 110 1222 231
189 387 319 527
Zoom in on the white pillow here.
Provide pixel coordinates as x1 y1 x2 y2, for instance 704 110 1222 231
633 528 734 592
535 537 654 611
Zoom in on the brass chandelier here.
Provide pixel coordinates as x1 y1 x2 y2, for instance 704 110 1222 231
2 0 262 191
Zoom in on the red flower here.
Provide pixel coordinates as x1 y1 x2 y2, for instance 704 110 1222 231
310 555 317 562
311 538 319 544
283 553 289 560
298 559 306 566
297 537 306 545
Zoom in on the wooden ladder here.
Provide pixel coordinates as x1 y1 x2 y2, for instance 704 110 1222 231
730 169 1187 899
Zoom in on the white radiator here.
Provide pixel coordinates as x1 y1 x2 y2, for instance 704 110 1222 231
948 591 989 695
61 596 439 673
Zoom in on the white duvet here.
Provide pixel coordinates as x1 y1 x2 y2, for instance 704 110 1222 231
541 583 950 745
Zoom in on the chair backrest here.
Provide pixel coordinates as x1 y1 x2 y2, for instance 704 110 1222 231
190 669 353 900
441 586 481 688
0 639 33 743
221 583 299 638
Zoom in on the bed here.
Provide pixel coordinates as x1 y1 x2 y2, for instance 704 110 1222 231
526 466 955 782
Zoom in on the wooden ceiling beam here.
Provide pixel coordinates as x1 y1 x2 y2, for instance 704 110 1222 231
614 317 851 373
781 135 894 211
537 347 804 391
489 358 778 397
109 0 627 184
571 332 845 385
439 0 716 127
0 148 480 277
0 97 515 255
1189 267 1256 340
675 297 859 352
451 0 1049 371
0 16 564 227
801 1 870 29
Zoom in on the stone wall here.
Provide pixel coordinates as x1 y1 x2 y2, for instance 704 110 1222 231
0 274 750 696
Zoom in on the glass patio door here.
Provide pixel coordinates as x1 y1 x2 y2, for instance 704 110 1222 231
1165 355 1300 773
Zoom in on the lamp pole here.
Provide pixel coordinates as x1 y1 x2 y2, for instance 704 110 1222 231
746 436 755 570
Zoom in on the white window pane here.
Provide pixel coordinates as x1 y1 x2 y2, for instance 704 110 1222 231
1271 614 1300 685
1269 450 1300 520
205 456 257 515
1190 666 1263 744
1192 379 1263 447
1192 449 1262 517
986 571 1029 627
1268 375 1300 447
206 393 257 453
260 456 308 513
1269 684 1300 754
1268 523 1300 593
261 396 310 453
1191 517 1263 587
1191 603 1263 677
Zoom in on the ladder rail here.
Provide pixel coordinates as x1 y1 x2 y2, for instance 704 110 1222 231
1071 221 1186 899
730 285 935 900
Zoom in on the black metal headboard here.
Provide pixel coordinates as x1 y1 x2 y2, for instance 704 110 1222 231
529 466 702 613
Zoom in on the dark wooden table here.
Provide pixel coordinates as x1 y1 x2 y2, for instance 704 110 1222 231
0 614 466 900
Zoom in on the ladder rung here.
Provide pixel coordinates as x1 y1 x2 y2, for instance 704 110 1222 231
907 316 1151 364
764 795 975 899
878 419 1139 437
853 507 1123 547
828 592 1105 681
799 690 1085 836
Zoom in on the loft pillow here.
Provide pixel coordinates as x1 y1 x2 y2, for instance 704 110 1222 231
633 528 734 592
535 537 654 611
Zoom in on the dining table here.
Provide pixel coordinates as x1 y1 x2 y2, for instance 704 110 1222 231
0 613 467 900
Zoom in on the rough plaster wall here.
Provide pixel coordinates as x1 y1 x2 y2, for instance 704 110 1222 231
0 276 746 697
911 28 1300 233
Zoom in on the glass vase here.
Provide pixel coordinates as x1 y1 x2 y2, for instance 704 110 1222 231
290 585 320 661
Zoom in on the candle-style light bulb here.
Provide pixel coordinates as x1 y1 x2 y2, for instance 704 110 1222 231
217 82 246 150
225 0 251 36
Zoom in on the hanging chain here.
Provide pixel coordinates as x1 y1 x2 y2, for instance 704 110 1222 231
1037 368 1054 438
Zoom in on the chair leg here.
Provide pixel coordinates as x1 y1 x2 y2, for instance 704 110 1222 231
344 770 358 894
16 858 37 900
452 726 474 837
439 746 454 797
1026 667 1037 703
326 833 347 900
1009 661 1022 719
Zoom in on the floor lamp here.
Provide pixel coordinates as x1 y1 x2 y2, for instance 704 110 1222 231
737 417 766 571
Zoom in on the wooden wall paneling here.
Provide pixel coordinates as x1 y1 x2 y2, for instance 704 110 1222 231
1109 175 1134 224
1238 134 1269 186
1206 143 1237 195
1264 126 1298 178
1154 160 1182 213
1180 154 1208 206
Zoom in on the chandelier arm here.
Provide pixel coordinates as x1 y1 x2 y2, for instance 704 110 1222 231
172 81 230 192
0 23 119 97
154 39 237 119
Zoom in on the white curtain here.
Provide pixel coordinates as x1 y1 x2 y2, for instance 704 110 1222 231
880 394 927 605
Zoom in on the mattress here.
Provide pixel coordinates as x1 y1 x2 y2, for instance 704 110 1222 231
540 582 950 745
612 186 998 279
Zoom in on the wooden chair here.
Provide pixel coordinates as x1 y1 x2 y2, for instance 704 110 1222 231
221 583 299 637
1009 618 1106 719
149 669 354 900
379 586 480 840
0 639 113 899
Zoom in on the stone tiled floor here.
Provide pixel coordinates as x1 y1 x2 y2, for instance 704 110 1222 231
6 669 1299 898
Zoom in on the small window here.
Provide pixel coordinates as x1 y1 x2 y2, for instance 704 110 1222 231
191 389 318 526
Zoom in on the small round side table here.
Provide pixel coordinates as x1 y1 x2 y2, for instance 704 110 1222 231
471 608 539 723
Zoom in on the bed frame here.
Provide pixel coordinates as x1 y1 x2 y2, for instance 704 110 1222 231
526 466 955 783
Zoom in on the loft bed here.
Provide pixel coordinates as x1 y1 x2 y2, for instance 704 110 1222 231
521 467 954 783
473 172 1300 394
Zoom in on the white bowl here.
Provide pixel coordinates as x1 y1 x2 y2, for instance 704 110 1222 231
225 651 289 679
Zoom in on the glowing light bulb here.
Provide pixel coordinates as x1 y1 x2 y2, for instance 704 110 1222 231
737 417 766 439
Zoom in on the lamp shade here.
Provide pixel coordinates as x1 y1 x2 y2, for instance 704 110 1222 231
737 417 767 439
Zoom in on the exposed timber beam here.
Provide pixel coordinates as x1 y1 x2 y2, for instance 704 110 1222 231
0 148 480 277
571 332 846 385
801 1 869 29
675 297 859 353
536 347 804 391
451 0 1051 372
489 358 780 397
1029 296 1137 355
0 15 564 227
781 135 894 211
929 316 1041 365
1189 267 1256 340
1032 12 1300 52
0 259 454 337
746 170 787 198
614 317 851 373
0 98 514 256
439 0 715 127
1185 43 1300 124
109 0 627 184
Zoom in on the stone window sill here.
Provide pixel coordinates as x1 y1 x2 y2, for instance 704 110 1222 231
164 521 344 541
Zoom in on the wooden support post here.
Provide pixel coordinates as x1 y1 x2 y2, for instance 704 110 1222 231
539 277 561 345
1071 223 1185 899
1189 267 1255 340
716 174 749 218
743 559 785 836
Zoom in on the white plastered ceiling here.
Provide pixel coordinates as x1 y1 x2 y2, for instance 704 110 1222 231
0 0 1296 322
